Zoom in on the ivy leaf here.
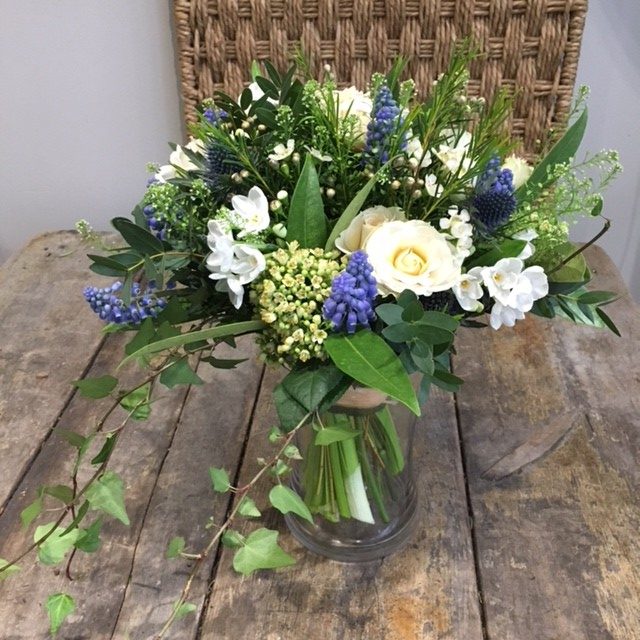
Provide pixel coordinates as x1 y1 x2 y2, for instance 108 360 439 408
124 318 155 355
221 530 245 548
35 524 82 565
160 358 204 388
269 485 313 523
73 375 118 399
174 602 197 621
238 497 262 518
75 519 102 553
0 559 20 581
120 384 151 421
20 496 42 529
314 425 358 446
91 433 118 465
232 528 295 576
209 467 231 493
44 485 74 505
166 536 186 559
85 471 130 525
286 154 328 248
58 430 88 449
281 364 346 413
46 593 75 636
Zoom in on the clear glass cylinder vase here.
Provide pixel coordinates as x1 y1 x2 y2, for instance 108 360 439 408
285 386 418 562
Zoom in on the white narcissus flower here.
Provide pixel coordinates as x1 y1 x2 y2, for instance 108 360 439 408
241 82 278 107
434 130 473 173
335 206 406 254
306 147 332 162
512 229 539 260
230 186 270 238
440 206 475 261
185 137 206 155
364 219 461 297
268 139 295 163
424 174 443 198
205 220 266 309
333 86 373 147
453 267 484 312
479 258 549 329
406 136 433 169
154 143 201 182
503 155 534 189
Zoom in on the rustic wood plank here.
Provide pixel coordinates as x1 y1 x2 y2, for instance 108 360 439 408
200 368 484 640
453 246 640 640
0 232 107 508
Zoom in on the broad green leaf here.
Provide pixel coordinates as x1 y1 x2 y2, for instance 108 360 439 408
281 365 345 413
119 320 265 368
91 433 118 465
269 485 313 523
44 485 74 505
87 253 129 276
58 430 88 450
35 524 82 565
325 332 420 415
232 528 296 576
383 322 453 346
124 318 155 355
174 602 197 621
166 536 186 559
0 559 20 581
75 519 102 553
73 375 118 399
314 425 359 445
401 300 424 322
426 368 464 392
409 340 435 375
120 384 151 421
60 501 90 537
160 358 204 388
85 471 130 525
21 496 42 529
273 383 308 432
238 497 261 518
325 171 379 250
111 216 164 255
421 311 460 332
221 530 245 548
516 108 588 204
46 593 75 636
375 303 404 326
467 239 527 269
286 154 328 248
209 467 230 493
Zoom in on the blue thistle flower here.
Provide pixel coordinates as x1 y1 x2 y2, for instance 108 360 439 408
322 251 377 334
472 156 517 231
83 281 167 325
363 84 407 166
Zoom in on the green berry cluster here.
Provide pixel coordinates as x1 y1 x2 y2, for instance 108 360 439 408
250 242 342 366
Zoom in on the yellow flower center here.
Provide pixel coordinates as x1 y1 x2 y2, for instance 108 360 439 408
393 247 427 276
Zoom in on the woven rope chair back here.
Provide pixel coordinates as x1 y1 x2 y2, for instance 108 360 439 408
173 0 587 154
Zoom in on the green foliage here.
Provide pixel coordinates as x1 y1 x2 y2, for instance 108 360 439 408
467 239 528 268
75 519 102 553
238 497 262 518
324 332 420 415
44 485 74 505
119 384 151 421
111 216 164 255
21 496 42 529
209 467 231 493
286 154 328 247
0 559 20 581
159 358 204 388
91 434 118 466
85 471 130 525
46 593 75 636
232 528 295 576
166 536 186 559
314 424 359 446
268 485 313 523
73 375 118 399
35 524 82 565
221 530 245 548
173 601 197 621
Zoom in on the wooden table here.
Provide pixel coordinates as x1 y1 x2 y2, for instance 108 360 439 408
0 231 639 640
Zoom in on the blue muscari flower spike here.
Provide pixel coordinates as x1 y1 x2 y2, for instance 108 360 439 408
472 155 517 231
322 251 377 334
83 281 167 325
362 84 407 166
203 107 228 125
142 204 167 241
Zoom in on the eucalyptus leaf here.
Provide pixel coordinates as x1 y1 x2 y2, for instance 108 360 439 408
111 216 164 255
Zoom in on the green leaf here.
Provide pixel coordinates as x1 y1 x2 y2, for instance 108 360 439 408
221 530 245 548
232 528 296 576
60 501 90 537
273 384 308 432
44 485 74 505
325 171 380 250
421 311 460 332
87 253 130 276
21 496 42 529
375 302 404 325
281 365 346 413
85 471 130 525
120 384 151 421
427 368 464 392
58 430 88 450
0 559 20 581
401 300 424 322
314 425 359 445
124 318 155 355
91 433 118 465
209 467 230 493
73 375 118 399
174 602 197 621
578 290 618 306
325 332 419 415
111 216 164 255
269 485 313 523
75 519 102 553
286 154 328 248
35 524 82 565
119 320 265 368
467 239 527 268
46 593 75 636
166 536 186 559
238 497 262 518
596 308 621 337
160 358 204 388
201 356 248 369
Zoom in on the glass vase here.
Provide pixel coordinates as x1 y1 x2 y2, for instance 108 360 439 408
285 385 418 562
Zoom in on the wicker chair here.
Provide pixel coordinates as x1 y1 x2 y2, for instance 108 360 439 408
173 0 587 154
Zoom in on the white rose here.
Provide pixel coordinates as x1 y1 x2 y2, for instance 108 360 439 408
335 206 406 254
364 219 461 297
502 155 534 189
333 86 372 147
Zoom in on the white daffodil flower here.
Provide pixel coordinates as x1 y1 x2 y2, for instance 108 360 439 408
439 206 474 261
268 139 295 163
512 229 539 260
230 186 270 238
424 173 443 198
154 143 201 182
453 267 484 312
434 130 473 173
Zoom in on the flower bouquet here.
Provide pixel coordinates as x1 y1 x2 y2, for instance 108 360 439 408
1 48 622 634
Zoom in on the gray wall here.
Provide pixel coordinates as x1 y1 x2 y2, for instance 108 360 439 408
1 0 638 299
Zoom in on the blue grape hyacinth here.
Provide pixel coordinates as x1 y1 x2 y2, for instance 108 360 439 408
142 204 167 241
363 84 407 166
472 156 517 231
322 251 377 334
83 281 167 325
